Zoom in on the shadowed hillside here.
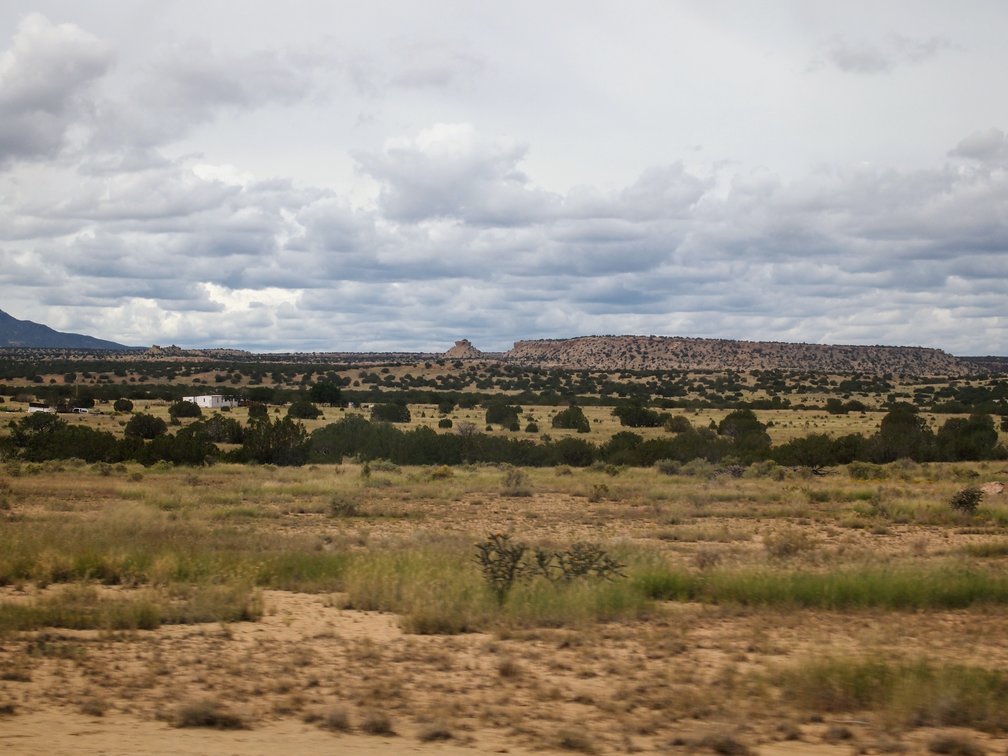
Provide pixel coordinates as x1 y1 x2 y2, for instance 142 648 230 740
0 309 128 350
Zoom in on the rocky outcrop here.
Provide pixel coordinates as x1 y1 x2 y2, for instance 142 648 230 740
506 335 974 376
444 339 484 359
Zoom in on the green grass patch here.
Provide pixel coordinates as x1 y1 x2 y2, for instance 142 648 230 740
342 545 648 634
0 583 261 631
635 563 1008 610
961 541 1008 558
0 504 348 592
775 657 1008 731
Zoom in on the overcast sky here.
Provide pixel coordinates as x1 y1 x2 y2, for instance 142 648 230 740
0 2 1006 354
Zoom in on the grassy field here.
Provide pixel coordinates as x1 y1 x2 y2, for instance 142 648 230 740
2 458 1008 752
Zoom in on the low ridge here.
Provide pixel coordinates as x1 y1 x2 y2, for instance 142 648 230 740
505 335 973 376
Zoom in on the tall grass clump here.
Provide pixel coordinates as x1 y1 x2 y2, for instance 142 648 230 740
0 502 347 592
342 546 492 633
776 657 1008 731
0 583 261 632
633 563 1008 610
500 578 648 627
343 542 649 633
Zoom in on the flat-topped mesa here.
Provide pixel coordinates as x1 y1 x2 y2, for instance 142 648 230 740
505 335 973 376
444 338 484 360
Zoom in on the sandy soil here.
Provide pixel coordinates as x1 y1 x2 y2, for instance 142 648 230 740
5 590 1008 754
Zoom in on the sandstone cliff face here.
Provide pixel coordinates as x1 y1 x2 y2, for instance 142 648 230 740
505 336 973 376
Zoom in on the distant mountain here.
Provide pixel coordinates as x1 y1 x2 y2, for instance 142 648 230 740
0 309 129 350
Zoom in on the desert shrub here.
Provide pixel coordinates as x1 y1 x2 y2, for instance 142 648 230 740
79 697 108 717
476 533 527 605
172 698 247 729
530 542 625 584
199 414 244 444
525 421 539 433
500 466 531 496
764 529 817 559
286 399 322 419
247 402 268 420
169 401 202 421
613 400 666 428
555 727 597 752
329 493 361 517
317 706 351 732
437 418 452 429
552 405 590 433
744 460 784 479
418 722 454 742
369 459 399 473
928 734 985 755
360 710 395 735
654 458 680 475
124 413 167 440
950 487 983 514
370 402 411 423
664 415 693 433
848 461 886 480
475 534 624 605
693 548 722 571
681 458 718 478
485 402 521 428
587 483 609 502
428 464 453 480
113 398 134 413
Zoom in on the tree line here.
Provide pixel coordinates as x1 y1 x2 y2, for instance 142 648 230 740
3 402 1002 469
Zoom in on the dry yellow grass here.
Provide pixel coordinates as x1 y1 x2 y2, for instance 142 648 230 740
2 460 1008 752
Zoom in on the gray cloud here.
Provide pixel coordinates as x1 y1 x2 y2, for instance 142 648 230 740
6 121 1006 353
0 14 112 165
815 33 954 74
950 128 1008 165
1 8 1005 355
354 123 560 225
90 41 323 153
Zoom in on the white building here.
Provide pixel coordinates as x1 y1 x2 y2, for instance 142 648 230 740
182 394 239 410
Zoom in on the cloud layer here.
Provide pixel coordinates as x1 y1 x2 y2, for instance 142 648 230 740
0 6 1005 354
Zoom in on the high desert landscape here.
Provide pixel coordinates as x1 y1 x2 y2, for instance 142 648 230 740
2 2 1008 754
1 342 1007 755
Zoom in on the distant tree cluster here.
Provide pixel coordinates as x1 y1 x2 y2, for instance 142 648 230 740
3 394 1004 471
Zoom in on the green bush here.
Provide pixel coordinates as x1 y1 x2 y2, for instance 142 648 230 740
370 402 411 423
287 399 322 419
124 413 168 440
950 486 983 514
552 405 590 433
169 401 202 421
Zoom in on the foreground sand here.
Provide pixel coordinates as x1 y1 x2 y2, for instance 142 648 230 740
5 590 1008 755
